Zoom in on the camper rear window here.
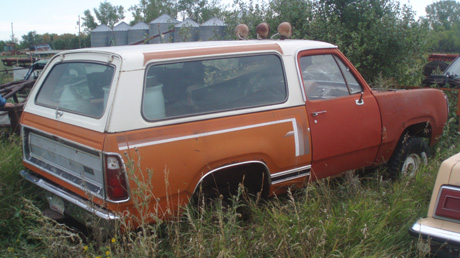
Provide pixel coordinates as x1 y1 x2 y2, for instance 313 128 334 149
142 54 287 121
35 62 114 118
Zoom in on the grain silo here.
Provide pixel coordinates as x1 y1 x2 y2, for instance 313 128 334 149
91 24 112 47
200 17 227 41
128 22 149 45
149 14 179 44
174 18 200 42
113 22 131 46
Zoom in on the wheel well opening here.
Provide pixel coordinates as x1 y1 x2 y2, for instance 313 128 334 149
193 163 270 200
401 122 432 144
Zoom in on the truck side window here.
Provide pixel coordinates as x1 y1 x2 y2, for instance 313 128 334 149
143 54 287 121
335 58 363 94
300 55 362 100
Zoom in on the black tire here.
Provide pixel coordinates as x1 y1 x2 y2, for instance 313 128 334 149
388 136 429 178
423 60 449 76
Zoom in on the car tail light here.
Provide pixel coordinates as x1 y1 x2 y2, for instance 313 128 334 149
434 185 460 221
105 155 129 201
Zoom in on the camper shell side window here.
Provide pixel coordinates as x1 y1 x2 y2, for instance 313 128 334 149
142 54 287 121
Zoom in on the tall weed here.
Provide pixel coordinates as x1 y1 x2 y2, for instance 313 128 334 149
1 127 459 257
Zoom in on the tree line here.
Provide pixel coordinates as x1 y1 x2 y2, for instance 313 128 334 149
2 0 460 85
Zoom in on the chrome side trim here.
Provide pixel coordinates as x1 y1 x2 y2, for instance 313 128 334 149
20 170 119 220
411 221 460 245
271 165 311 184
192 162 311 195
118 118 302 156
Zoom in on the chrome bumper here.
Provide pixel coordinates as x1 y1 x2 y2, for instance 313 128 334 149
410 220 460 247
20 170 119 232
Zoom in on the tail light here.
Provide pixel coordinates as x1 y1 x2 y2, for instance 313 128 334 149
105 155 129 201
434 185 460 221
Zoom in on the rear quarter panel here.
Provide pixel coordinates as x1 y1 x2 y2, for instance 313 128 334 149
106 107 312 219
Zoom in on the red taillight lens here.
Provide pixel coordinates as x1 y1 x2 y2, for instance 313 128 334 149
105 155 128 201
435 185 460 221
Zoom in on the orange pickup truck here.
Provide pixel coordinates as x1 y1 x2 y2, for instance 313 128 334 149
19 39 448 232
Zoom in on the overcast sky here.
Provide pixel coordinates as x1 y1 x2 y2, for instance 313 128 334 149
0 0 437 42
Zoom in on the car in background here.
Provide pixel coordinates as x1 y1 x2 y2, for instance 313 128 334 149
410 152 460 257
423 56 460 88
24 59 48 80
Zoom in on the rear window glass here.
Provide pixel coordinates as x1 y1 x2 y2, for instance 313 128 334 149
143 54 287 121
35 62 114 118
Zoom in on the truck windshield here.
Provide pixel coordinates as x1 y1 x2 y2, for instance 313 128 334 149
35 62 114 118
446 57 460 77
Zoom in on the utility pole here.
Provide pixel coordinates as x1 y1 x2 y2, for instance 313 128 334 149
11 22 14 43
77 15 81 48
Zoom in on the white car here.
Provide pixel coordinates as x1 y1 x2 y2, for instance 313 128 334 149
410 152 460 256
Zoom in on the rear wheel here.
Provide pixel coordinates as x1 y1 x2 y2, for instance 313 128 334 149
388 136 429 178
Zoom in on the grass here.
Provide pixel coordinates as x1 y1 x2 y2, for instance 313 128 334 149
0 81 458 257
0 127 458 257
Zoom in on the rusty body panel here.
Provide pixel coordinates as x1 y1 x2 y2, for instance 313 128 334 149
372 88 448 162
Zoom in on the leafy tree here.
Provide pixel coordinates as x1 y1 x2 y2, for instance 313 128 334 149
129 0 149 24
0 41 6 52
425 0 460 53
177 0 208 21
129 0 178 24
82 1 125 31
20 31 44 50
220 0 270 39
51 33 88 50
82 10 98 32
426 0 460 31
220 0 427 85
196 0 228 23
129 0 225 25
40 33 57 49
268 0 314 39
16 32 89 50
304 0 427 85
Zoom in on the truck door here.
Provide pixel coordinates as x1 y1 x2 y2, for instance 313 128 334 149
298 50 381 179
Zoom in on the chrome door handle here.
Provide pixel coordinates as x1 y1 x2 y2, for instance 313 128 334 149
312 111 327 117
